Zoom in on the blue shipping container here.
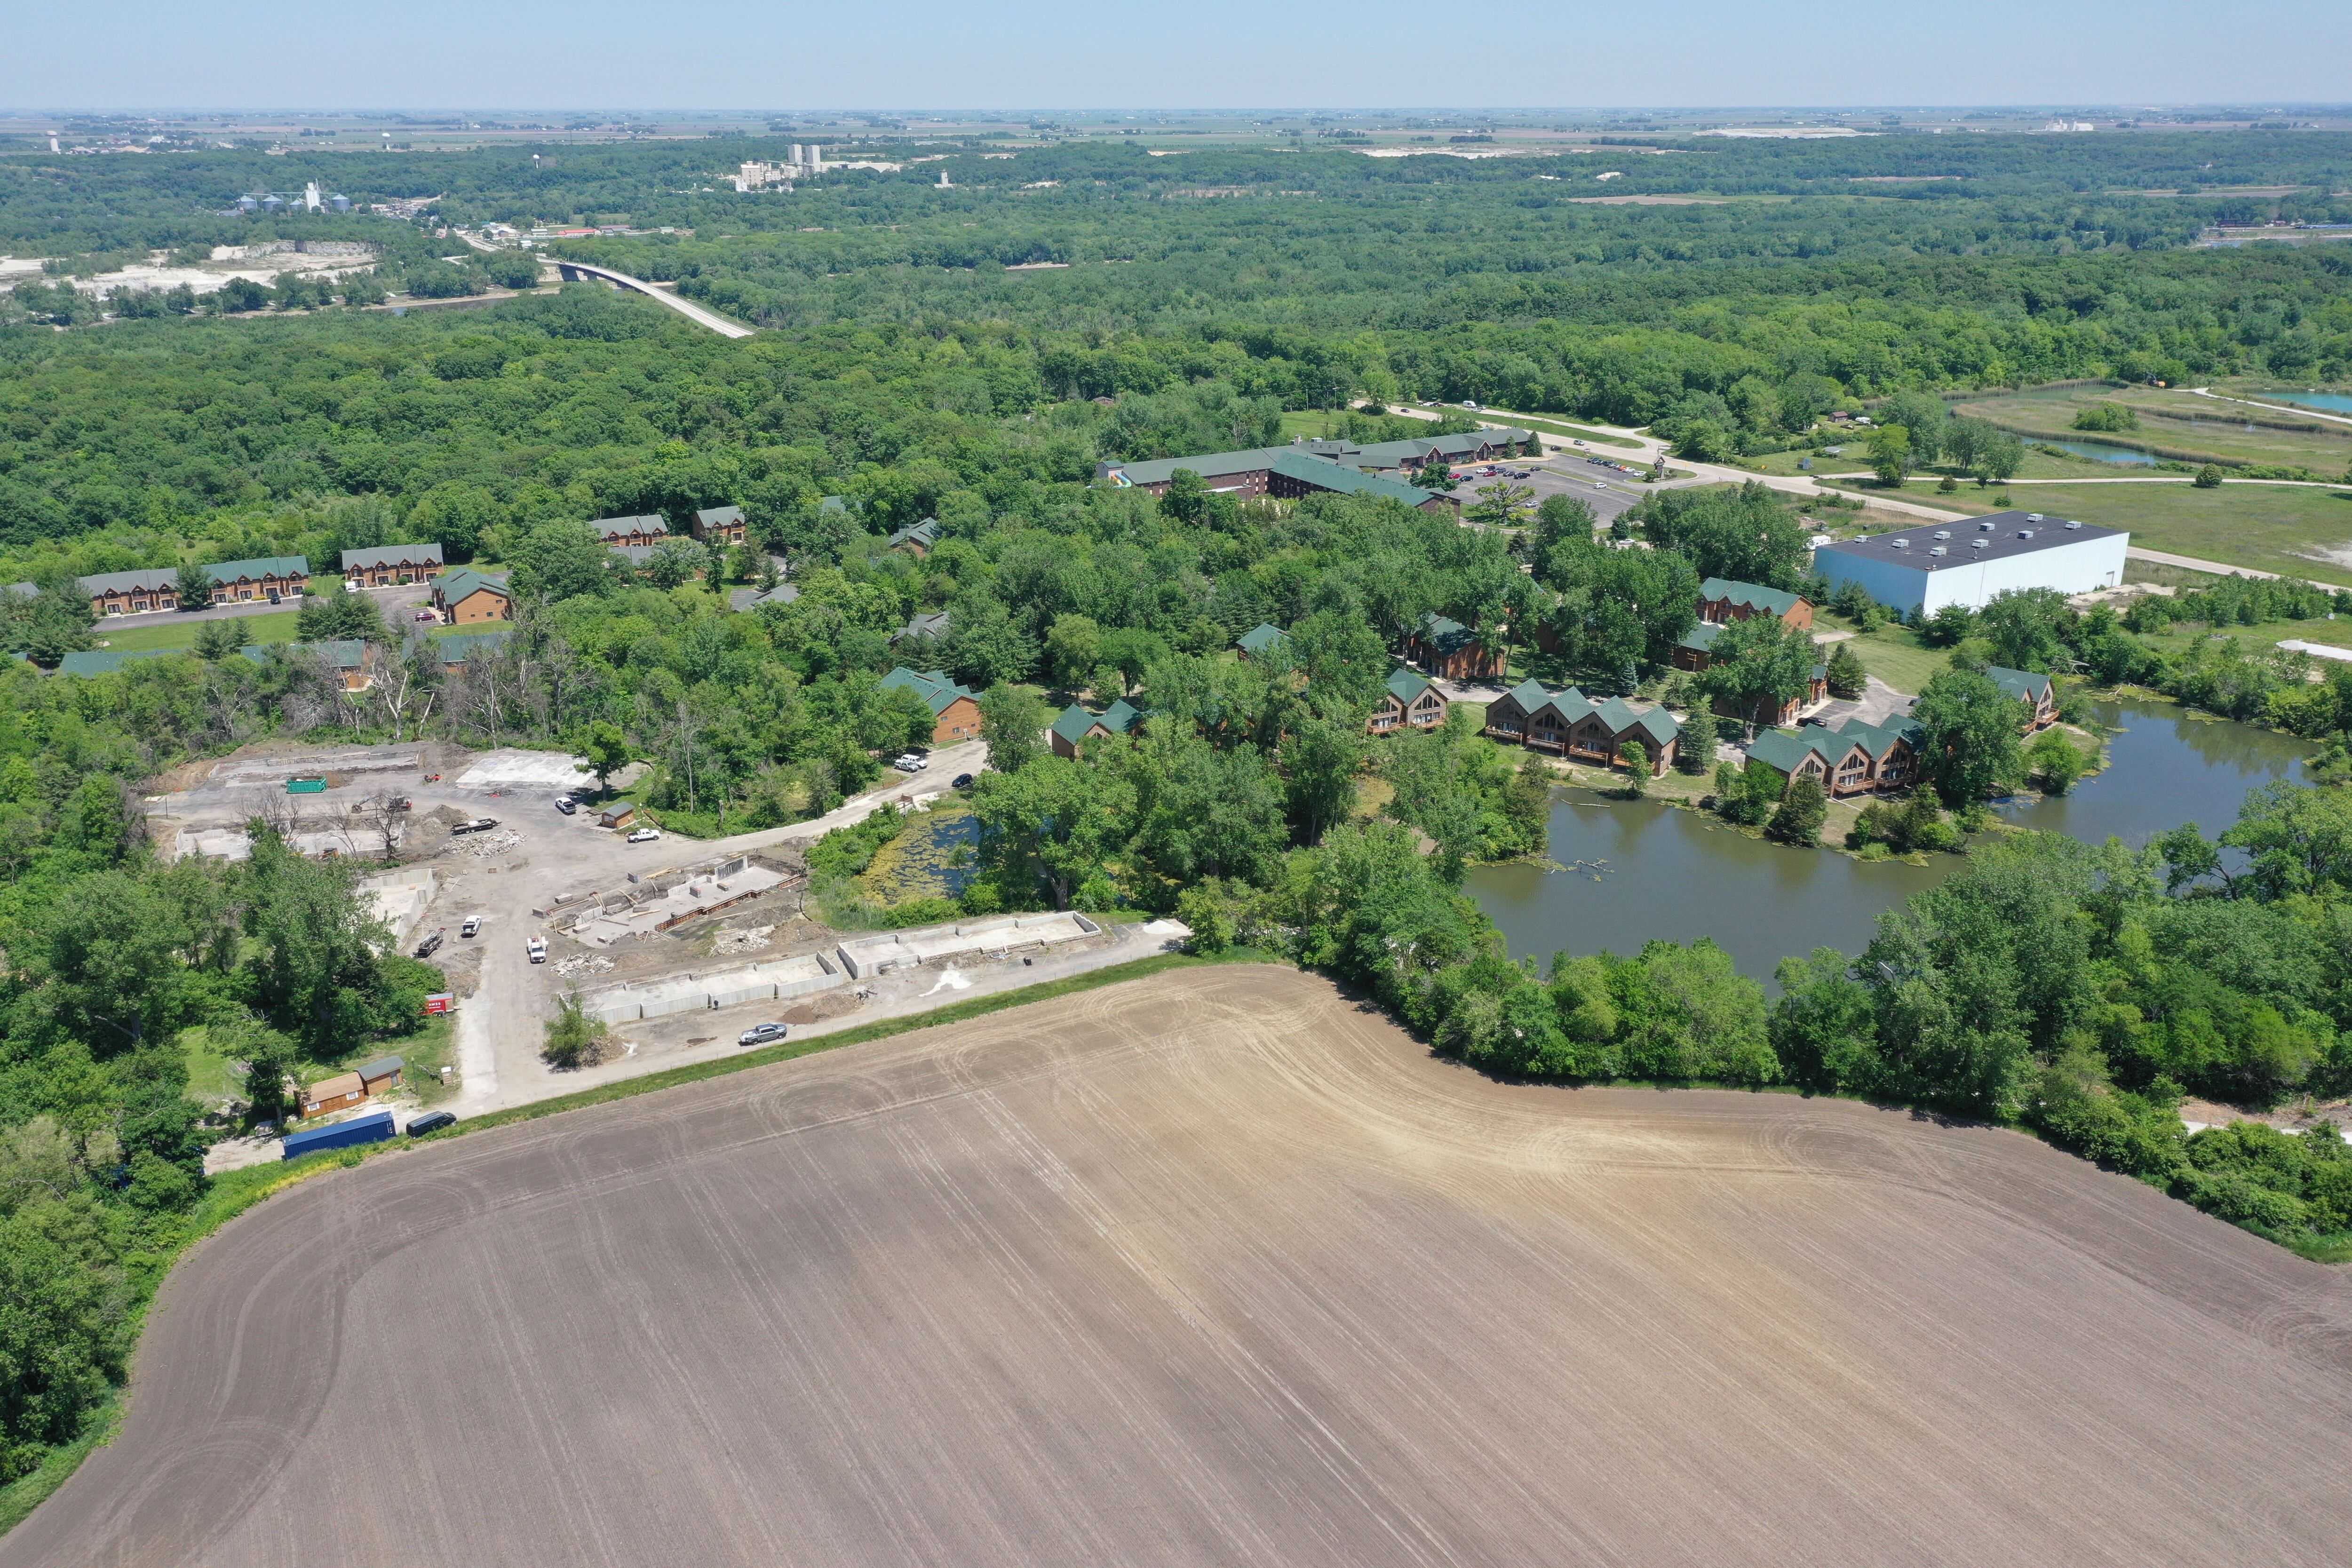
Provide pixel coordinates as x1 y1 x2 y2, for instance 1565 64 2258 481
281 1110 396 1161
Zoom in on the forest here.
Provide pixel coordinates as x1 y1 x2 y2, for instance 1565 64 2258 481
2 126 2352 1503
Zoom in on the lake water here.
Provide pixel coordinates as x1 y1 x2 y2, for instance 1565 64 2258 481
2261 390 2352 414
1467 698 2307 980
2043 439 2158 465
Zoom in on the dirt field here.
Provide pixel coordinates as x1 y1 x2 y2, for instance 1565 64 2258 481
14 967 2352 1568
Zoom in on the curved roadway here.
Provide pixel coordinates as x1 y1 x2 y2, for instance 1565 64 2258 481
553 260 756 339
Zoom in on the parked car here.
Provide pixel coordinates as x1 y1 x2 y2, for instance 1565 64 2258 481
738 1022 789 1047
526 936 548 963
449 817 499 835
460 916 482 939
554 796 578 815
951 772 974 789
414 609 438 622
893 753 927 772
413 928 445 959
251 1120 277 1138
627 826 661 844
406 1110 457 1136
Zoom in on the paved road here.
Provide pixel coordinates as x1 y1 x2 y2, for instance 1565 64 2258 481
14 967 2352 1568
1458 405 1977 524
550 259 755 339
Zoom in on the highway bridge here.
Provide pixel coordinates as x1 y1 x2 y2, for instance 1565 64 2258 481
552 260 755 339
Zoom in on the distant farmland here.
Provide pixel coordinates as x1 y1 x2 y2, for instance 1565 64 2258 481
14 968 2352 1568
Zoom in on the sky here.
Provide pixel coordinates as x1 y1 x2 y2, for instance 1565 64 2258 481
7 0 2349 112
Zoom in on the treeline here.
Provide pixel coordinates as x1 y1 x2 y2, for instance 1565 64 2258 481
1226 795 2352 1249
0 667 437 1483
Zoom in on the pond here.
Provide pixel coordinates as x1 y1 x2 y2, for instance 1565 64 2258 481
1466 697 2308 981
2260 390 2352 415
2042 439 2158 465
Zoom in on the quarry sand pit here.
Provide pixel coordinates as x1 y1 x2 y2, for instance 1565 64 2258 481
13 967 2352 1568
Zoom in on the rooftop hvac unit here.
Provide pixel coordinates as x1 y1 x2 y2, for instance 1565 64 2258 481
2064 520 2083 530
2018 529 2036 538
1933 530 1952 540
2027 512 2046 521
1890 537 1910 549
1978 520 1996 531
1929 545 1948 556
1971 539 1989 549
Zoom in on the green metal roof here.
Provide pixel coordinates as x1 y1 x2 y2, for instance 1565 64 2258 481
882 667 976 717
1098 447 1293 488
1699 578 1807 619
1271 450 1445 508
436 568 510 604
1676 621 1725 654
242 637 366 669
1236 622 1287 656
1050 698 1142 748
1745 728 1836 775
1384 666 1434 705
207 555 310 583
55 647 179 677
436 631 513 665
1986 665 2054 704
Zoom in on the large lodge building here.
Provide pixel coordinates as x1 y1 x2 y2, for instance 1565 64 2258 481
1096 430 1539 518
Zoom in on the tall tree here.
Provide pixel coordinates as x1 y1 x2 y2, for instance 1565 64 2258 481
1911 667 2026 804
1701 614 1819 738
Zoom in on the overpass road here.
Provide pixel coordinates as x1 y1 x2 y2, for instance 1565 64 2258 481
552 259 756 339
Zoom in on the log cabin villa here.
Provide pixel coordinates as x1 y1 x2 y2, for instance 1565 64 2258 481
1483 679 1683 775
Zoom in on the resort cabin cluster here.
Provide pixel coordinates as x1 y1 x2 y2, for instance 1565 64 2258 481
1370 667 1451 734
74 556 313 617
1049 698 1141 759
1482 679 1684 775
1671 577 1827 727
1404 613 1507 682
882 667 983 744
1747 718 1925 797
340 543 445 589
432 569 513 624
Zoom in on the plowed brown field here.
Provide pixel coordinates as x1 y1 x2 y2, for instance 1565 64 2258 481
14 966 2352 1568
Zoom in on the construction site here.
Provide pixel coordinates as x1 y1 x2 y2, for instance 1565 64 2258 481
146 736 1142 1124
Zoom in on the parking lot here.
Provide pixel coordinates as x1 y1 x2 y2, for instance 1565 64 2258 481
1436 454 1649 531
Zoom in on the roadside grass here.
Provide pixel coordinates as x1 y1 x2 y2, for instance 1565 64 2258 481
94 610 300 653
2132 614 2352 657
1949 384 2352 472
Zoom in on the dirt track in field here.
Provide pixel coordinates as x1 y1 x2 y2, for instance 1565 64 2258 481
15 966 2352 1568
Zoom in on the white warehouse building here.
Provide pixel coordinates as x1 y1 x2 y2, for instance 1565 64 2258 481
1812 512 2129 617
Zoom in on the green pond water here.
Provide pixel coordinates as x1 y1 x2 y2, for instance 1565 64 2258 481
1467 697 2309 980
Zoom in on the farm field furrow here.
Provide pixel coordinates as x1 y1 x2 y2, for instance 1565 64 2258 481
13 967 2351 1568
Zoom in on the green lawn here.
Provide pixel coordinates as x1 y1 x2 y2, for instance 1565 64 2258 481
1835 621 1950 697
2137 614 2352 656
94 609 300 652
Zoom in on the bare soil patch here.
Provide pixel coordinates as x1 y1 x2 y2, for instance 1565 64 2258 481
13 967 2351 1568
